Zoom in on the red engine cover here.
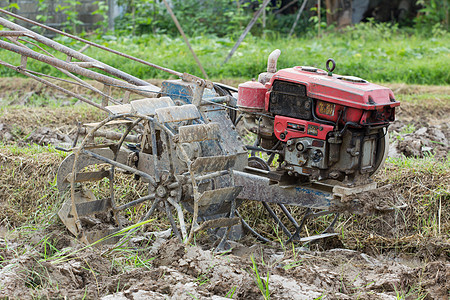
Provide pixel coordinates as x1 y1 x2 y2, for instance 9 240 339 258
265 66 400 126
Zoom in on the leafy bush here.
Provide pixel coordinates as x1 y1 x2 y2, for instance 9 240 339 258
414 0 449 32
113 0 316 38
114 0 254 37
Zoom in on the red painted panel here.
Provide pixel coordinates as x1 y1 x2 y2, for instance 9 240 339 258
274 115 334 141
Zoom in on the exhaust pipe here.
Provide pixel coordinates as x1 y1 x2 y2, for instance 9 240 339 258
267 49 281 73
258 49 281 85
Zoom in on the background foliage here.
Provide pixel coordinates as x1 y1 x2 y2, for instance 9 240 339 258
0 0 448 84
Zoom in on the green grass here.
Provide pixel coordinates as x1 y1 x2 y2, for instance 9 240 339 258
249 254 270 300
0 23 448 85
1 142 69 158
395 92 450 104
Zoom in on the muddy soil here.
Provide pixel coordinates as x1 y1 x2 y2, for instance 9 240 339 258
0 232 448 300
0 80 449 299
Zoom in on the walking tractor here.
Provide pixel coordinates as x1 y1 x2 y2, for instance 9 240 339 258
0 10 400 248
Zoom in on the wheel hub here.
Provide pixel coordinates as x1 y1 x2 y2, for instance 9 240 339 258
156 185 168 198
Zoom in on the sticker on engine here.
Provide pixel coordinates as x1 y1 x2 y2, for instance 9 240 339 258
307 125 319 136
317 101 335 116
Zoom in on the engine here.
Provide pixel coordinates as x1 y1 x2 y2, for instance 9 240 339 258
237 50 400 186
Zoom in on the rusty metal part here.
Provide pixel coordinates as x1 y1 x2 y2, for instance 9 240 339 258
130 97 175 116
82 149 157 187
77 127 139 143
156 104 201 123
194 217 241 233
57 149 129 192
234 170 334 209
55 97 244 244
326 58 336 73
178 123 219 144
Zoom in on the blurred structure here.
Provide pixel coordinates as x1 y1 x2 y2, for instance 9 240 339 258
325 0 417 27
0 0 119 32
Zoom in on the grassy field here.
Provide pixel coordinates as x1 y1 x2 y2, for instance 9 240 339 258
0 23 449 85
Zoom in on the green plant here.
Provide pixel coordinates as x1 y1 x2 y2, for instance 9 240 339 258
55 0 83 34
38 236 61 260
249 255 270 300
308 6 327 36
36 0 50 24
0 26 449 84
415 0 449 32
400 124 416 135
0 2 19 11
93 1 110 33
47 219 154 264
225 286 237 298
114 0 256 37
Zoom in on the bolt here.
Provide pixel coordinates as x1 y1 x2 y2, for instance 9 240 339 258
156 185 167 198
161 173 168 181
329 171 340 179
296 142 305 152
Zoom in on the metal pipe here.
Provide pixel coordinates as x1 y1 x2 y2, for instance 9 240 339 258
164 199 182 241
167 170 229 190
77 128 139 143
0 60 109 111
0 11 182 80
0 30 26 36
167 196 187 240
117 194 156 211
267 49 281 73
236 211 271 243
82 149 157 187
262 202 292 238
0 39 156 98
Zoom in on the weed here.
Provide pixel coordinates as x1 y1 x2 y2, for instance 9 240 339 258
400 124 416 135
282 260 303 270
225 286 237 298
249 254 270 300
48 219 154 264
